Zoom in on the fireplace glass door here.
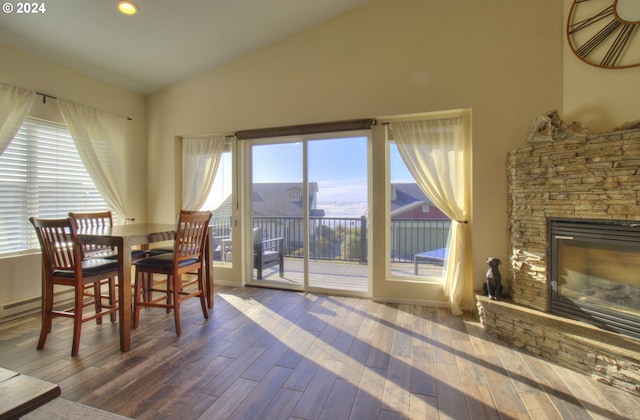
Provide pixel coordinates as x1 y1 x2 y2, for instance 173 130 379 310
549 218 640 338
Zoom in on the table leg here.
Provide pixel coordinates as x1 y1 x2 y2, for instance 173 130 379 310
117 238 133 352
205 228 214 308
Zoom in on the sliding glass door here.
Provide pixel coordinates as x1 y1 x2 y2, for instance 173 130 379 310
250 141 304 290
307 137 368 292
247 133 370 295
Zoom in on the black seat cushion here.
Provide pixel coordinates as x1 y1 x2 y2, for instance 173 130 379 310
53 258 118 278
133 253 199 270
261 251 280 264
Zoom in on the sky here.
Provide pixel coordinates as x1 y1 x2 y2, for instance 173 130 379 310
203 135 414 210
252 137 369 203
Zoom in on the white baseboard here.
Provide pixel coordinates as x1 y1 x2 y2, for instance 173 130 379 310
0 290 75 324
371 296 450 308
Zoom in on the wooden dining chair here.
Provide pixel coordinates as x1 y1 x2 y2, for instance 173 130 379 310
69 211 146 323
132 210 212 335
30 217 120 356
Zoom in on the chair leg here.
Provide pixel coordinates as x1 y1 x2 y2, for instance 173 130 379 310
108 277 117 323
37 282 54 350
71 286 84 356
279 256 284 278
198 270 208 320
139 272 145 302
173 275 181 335
93 281 103 325
133 270 142 329
144 273 152 303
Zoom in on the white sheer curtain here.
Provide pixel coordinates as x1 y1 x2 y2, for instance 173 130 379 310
58 100 132 220
390 117 470 315
0 83 34 155
182 136 226 210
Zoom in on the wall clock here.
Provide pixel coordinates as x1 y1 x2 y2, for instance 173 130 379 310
567 0 640 69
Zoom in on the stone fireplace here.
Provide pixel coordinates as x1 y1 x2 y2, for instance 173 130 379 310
476 119 640 395
507 126 640 313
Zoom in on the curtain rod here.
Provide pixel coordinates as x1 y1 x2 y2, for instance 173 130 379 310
183 133 235 140
236 118 375 140
35 91 133 121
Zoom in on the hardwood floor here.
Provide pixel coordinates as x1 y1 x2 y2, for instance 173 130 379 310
1 285 639 419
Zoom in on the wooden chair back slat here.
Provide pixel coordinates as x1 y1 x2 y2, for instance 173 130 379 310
30 217 79 273
68 211 112 228
174 211 211 263
68 211 114 258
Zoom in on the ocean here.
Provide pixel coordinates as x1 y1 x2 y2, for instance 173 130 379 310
318 202 368 218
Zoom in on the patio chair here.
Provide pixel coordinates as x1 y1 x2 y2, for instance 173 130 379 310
132 210 212 335
30 217 120 356
213 234 231 261
253 227 284 280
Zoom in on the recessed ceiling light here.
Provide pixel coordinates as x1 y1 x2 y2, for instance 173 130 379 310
117 1 138 15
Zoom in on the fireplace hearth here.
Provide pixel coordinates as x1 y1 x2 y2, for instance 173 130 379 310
548 218 640 339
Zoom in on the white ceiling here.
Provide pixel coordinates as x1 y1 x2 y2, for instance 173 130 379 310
0 0 371 95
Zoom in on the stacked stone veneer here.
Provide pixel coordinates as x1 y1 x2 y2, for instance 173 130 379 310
507 128 640 311
476 128 640 395
476 295 640 395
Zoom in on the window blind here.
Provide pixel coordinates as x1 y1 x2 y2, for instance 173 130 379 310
0 118 111 254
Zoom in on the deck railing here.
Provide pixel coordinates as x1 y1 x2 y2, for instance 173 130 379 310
390 218 450 262
253 216 367 262
211 216 450 263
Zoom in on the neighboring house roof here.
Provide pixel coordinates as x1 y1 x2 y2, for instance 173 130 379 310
212 182 325 218
390 183 447 219
391 183 431 211
392 201 426 216
210 197 233 222
253 182 322 217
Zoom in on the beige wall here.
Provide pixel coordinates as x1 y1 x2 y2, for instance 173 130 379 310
146 0 564 310
0 42 147 309
0 42 148 220
562 0 640 132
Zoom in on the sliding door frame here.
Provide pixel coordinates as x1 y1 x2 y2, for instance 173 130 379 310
240 130 372 297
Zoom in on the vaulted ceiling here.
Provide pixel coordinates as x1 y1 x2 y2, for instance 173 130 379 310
0 0 371 95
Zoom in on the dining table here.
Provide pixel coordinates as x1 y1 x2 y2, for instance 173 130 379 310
0 366 60 418
75 223 214 352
